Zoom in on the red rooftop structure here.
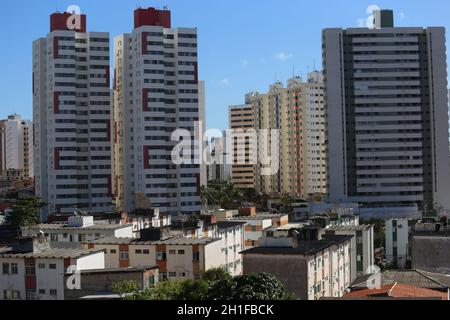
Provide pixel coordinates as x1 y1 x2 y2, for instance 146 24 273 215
50 12 87 32
134 7 171 29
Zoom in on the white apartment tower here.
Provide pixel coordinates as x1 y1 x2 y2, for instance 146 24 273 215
114 7 201 215
0 115 34 178
33 13 113 218
323 10 450 214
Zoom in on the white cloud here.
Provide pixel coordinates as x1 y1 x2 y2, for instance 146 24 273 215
241 59 249 67
274 52 293 62
399 12 406 20
220 78 231 86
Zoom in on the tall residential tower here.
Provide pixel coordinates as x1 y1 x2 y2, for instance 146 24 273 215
33 13 113 218
323 10 450 215
0 115 34 178
113 7 201 215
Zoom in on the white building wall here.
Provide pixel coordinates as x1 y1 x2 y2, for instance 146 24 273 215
114 12 201 216
33 17 113 219
203 240 224 271
35 259 65 300
75 252 105 271
0 258 25 300
112 226 134 238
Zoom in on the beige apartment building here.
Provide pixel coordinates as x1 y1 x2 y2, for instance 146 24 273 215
228 102 257 189
0 115 34 179
229 72 326 199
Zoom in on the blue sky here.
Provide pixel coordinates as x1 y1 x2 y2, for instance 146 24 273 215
0 0 449 130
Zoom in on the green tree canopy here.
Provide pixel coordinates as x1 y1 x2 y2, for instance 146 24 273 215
6 197 45 227
200 267 232 283
204 273 291 300
112 280 139 299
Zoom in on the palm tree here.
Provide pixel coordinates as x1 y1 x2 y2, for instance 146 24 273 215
200 185 210 208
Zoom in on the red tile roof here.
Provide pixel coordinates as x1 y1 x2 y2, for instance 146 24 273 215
345 283 448 300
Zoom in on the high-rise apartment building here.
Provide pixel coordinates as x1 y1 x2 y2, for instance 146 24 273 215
229 102 257 190
0 115 34 178
323 10 450 214
113 7 201 215
238 73 327 199
207 135 231 182
33 12 113 218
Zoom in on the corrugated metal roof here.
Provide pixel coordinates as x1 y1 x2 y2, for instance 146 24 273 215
0 248 102 259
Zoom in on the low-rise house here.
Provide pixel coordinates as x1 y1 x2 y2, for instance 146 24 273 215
64 266 159 300
242 234 354 300
385 218 417 268
171 214 218 239
226 213 289 249
22 215 134 248
323 225 374 276
0 237 105 300
47 210 171 239
84 236 224 281
217 221 245 276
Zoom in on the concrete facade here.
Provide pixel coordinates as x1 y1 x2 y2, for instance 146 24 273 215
0 244 104 300
64 266 159 300
411 234 450 274
0 115 34 178
242 235 353 300
85 236 226 280
113 7 201 215
323 14 450 214
33 13 113 218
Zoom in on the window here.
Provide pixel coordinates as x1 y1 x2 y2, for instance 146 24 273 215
38 263 45 269
156 252 166 261
178 250 185 255
26 290 36 300
51 234 58 242
119 251 129 260
4 290 20 300
25 263 35 276
63 234 68 239
50 289 57 296
39 289 46 295
49 264 57 270
2 263 9 275
169 250 176 255
193 252 200 262
11 263 18 275
143 249 150 254
110 249 117 254
169 272 177 278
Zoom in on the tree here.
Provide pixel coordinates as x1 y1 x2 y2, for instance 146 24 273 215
200 185 213 208
280 193 293 214
200 267 231 283
6 197 45 227
204 273 292 300
112 280 139 299
144 280 185 300
180 280 210 300
134 279 210 300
